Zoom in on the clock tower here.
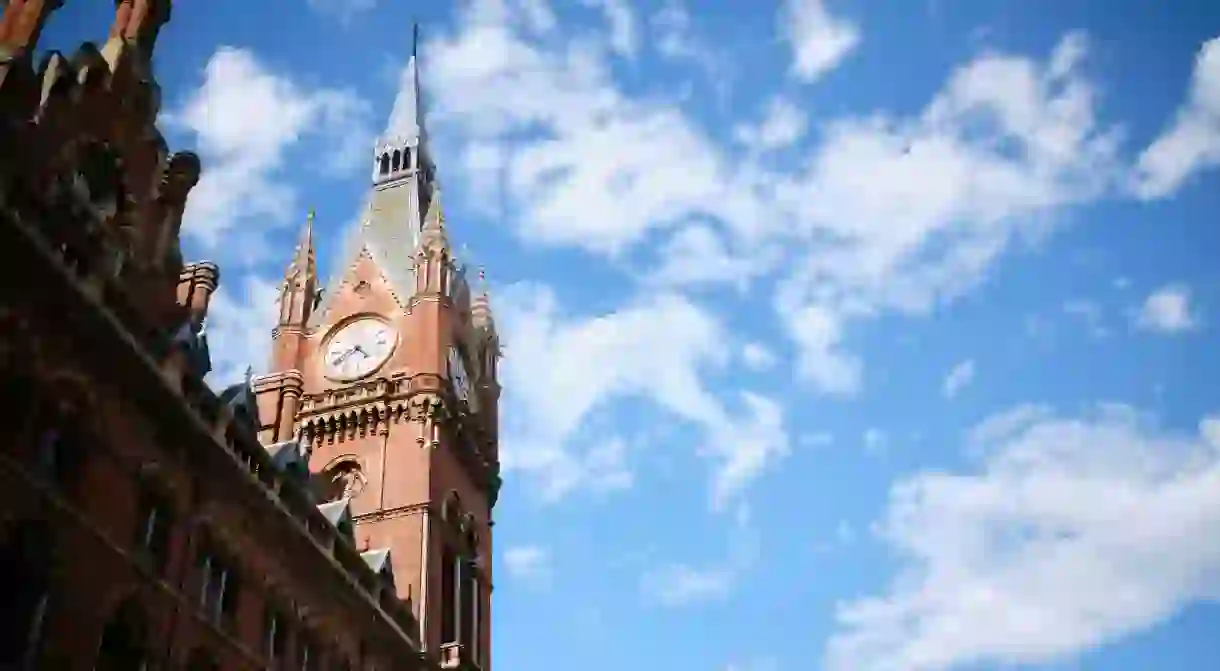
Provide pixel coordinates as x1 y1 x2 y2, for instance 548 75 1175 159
253 41 501 671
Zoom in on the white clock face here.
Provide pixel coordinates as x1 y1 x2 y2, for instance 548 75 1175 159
324 318 397 380
447 346 469 399
447 346 478 412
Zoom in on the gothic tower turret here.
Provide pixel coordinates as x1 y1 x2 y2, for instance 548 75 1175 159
254 27 498 670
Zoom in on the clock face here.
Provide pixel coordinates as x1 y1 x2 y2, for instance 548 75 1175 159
324 318 397 381
447 346 478 412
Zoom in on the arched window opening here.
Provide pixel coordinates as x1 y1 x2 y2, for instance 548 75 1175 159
197 545 240 628
442 492 462 524
403 147 412 170
134 484 173 575
458 554 475 652
95 598 148 671
0 521 53 668
440 546 457 645
31 394 87 490
378 153 390 176
319 461 365 502
391 150 401 172
75 141 124 223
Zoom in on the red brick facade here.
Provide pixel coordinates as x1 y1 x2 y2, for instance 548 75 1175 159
0 2 454 669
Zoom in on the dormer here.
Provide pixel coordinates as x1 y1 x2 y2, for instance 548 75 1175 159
361 548 397 593
217 369 258 435
168 318 212 380
263 432 312 485
316 498 356 544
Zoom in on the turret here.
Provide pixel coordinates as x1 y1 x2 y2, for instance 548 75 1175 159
413 188 452 298
470 270 501 448
275 210 319 341
0 0 64 56
103 0 172 66
257 211 316 444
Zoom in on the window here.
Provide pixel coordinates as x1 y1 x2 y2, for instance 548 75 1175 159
95 599 148 671
471 574 481 666
459 558 474 651
264 604 288 663
320 461 365 503
34 411 83 489
135 489 172 574
198 551 239 627
440 548 457 645
0 521 53 668
299 638 319 671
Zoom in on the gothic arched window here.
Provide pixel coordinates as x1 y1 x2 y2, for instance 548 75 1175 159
0 520 54 668
391 150 401 172
95 597 149 671
321 460 366 502
378 153 390 176
30 389 88 492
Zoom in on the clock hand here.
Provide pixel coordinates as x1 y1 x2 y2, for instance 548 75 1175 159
332 346 360 367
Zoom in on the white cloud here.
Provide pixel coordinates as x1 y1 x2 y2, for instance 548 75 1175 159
203 275 280 388
941 359 976 398
433 4 1121 401
426 8 1126 430
741 342 777 371
735 97 809 152
642 507 756 606
503 545 553 585
495 283 788 507
643 562 737 607
170 47 372 254
775 32 1119 394
1133 36 1220 199
428 0 769 256
650 0 722 81
703 393 790 511
584 0 638 58
863 428 888 458
780 0 862 83
167 47 376 391
826 404 1220 671
785 304 861 396
648 224 764 291
1136 284 1198 334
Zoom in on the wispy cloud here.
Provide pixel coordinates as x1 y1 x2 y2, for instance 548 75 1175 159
1136 284 1198 334
827 405 1220 670
503 545 554 587
942 359 976 398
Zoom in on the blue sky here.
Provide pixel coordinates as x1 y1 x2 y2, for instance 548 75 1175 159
43 1 1220 669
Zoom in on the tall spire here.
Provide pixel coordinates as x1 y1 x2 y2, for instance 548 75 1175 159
383 22 428 146
310 23 438 328
287 208 317 283
277 209 319 329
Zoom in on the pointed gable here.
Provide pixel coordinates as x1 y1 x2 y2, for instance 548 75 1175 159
361 548 397 591
316 499 355 543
